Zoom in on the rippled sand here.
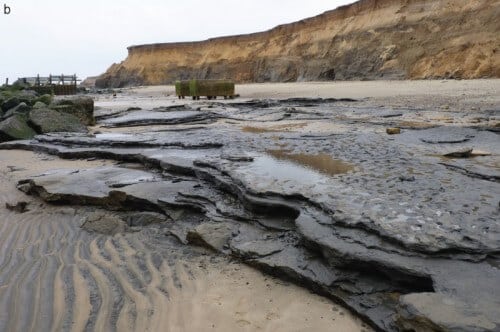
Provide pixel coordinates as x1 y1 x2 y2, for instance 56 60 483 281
0 150 370 331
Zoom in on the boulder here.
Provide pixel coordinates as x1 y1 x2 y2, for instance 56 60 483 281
1 97 20 112
32 101 47 109
16 90 38 105
29 108 87 133
34 94 53 106
0 90 40 109
50 96 95 125
0 114 37 142
3 102 31 119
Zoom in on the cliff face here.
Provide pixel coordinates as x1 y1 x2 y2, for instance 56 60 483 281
96 0 500 87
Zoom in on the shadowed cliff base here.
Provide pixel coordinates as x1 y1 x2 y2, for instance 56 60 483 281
95 0 500 88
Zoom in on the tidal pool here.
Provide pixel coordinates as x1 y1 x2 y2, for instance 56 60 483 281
266 149 354 177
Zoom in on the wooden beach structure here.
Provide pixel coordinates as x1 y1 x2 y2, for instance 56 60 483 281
19 74 80 95
175 79 235 100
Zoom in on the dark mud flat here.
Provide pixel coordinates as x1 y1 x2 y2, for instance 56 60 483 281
1 97 499 332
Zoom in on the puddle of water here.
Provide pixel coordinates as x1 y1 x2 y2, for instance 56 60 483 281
233 151 355 194
265 150 355 177
244 155 327 186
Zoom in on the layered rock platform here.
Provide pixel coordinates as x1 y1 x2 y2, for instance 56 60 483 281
1 96 499 331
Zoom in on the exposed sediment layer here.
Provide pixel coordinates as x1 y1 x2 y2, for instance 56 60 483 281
1 96 499 331
0 151 370 332
96 0 500 87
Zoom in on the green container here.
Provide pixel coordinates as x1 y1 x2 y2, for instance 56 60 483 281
188 79 235 99
175 80 190 98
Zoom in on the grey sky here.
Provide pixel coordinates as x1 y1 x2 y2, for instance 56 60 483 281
0 1 354 81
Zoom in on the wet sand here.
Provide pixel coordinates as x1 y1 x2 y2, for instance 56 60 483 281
0 150 370 331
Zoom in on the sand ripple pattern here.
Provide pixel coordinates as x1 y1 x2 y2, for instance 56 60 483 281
0 200 197 332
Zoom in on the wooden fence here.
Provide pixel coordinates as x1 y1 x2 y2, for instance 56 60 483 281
19 74 80 95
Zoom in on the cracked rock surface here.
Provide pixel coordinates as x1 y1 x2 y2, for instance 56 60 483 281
1 95 499 331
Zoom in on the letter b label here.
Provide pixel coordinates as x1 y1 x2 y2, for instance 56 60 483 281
4 4 11 15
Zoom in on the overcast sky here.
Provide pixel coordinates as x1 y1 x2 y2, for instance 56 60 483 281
0 1 354 82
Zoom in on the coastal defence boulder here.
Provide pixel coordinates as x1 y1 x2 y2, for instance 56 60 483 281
29 108 88 134
3 102 31 119
1 97 21 112
0 91 38 110
0 114 37 142
32 101 47 109
49 96 95 125
0 88 95 141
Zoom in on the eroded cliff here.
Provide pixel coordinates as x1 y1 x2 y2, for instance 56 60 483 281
96 0 500 87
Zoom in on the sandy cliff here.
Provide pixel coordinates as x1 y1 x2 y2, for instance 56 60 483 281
96 0 500 87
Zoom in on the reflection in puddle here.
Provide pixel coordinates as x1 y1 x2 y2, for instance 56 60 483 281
265 150 355 177
243 155 327 186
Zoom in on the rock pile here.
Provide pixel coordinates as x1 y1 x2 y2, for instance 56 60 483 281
0 88 94 142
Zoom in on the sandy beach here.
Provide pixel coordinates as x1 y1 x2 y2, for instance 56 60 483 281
134 79 500 99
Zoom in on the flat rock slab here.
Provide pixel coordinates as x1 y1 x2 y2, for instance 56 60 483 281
33 131 224 149
100 110 218 127
397 293 498 332
18 166 161 204
416 127 476 144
